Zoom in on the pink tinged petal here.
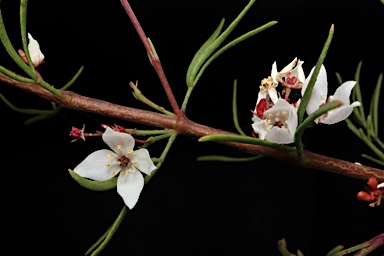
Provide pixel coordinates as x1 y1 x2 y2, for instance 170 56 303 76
27 33 44 67
251 119 268 140
102 127 135 154
117 170 144 209
73 149 121 181
265 127 294 144
332 81 356 105
302 65 328 115
321 102 361 125
132 148 156 175
269 88 278 104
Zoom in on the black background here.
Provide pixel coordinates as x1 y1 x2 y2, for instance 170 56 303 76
2 0 384 255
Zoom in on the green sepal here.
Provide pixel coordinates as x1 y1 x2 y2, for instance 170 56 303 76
68 169 117 191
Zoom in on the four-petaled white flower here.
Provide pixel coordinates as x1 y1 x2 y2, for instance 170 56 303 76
28 33 45 67
252 98 298 144
301 65 361 124
74 127 157 209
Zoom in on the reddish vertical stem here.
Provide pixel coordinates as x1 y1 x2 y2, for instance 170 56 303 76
119 0 181 116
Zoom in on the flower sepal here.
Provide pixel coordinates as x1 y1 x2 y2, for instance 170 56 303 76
68 169 117 191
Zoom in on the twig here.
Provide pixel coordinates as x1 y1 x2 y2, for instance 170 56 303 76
1 72 383 182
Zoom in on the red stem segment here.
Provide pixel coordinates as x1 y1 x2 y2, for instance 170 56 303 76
119 0 181 116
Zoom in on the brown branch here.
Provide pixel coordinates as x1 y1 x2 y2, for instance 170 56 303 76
2 72 384 182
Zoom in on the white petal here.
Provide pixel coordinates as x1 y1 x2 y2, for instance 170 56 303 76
332 81 356 105
269 88 278 104
264 98 291 114
302 65 328 115
102 127 135 154
271 62 278 84
322 102 360 124
287 106 298 137
296 60 305 83
27 33 44 67
74 149 120 181
265 127 294 144
256 90 267 106
132 149 157 175
251 119 268 140
378 182 384 189
117 170 144 209
280 57 297 73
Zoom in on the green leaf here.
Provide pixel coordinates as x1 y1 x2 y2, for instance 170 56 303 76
295 100 343 159
326 245 344 256
196 155 262 162
353 61 365 123
232 79 247 136
68 169 117 191
335 72 343 85
368 72 382 136
297 24 334 124
199 134 296 152
186 18 225 87
192 21 277 86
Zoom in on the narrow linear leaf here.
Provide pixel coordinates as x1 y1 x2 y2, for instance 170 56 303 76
370 73 382 136
20 0 36 74
199 134 296 152
335 72 343 85
0 6 35 78
59 65 84 91
68 169 117 191
232 79 247 136
353 61 365 122
345 118 362 139
196 155 262 162
326 245 344 256
297 24 334 124
193 21 277 85
186 18 225 87
361 154 384 167
295 100 342 159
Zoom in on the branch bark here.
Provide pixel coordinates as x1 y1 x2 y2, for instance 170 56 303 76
2 72 384 182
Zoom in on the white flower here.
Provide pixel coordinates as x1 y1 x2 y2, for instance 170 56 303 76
273 57 305 102
252 98 298 144
301 65 361 124
74 127 157 209
274 57 305 88
28 33 45 67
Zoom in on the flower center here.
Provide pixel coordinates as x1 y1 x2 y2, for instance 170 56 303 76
266 111 289 130
285 75 297 85
118 155 130 167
